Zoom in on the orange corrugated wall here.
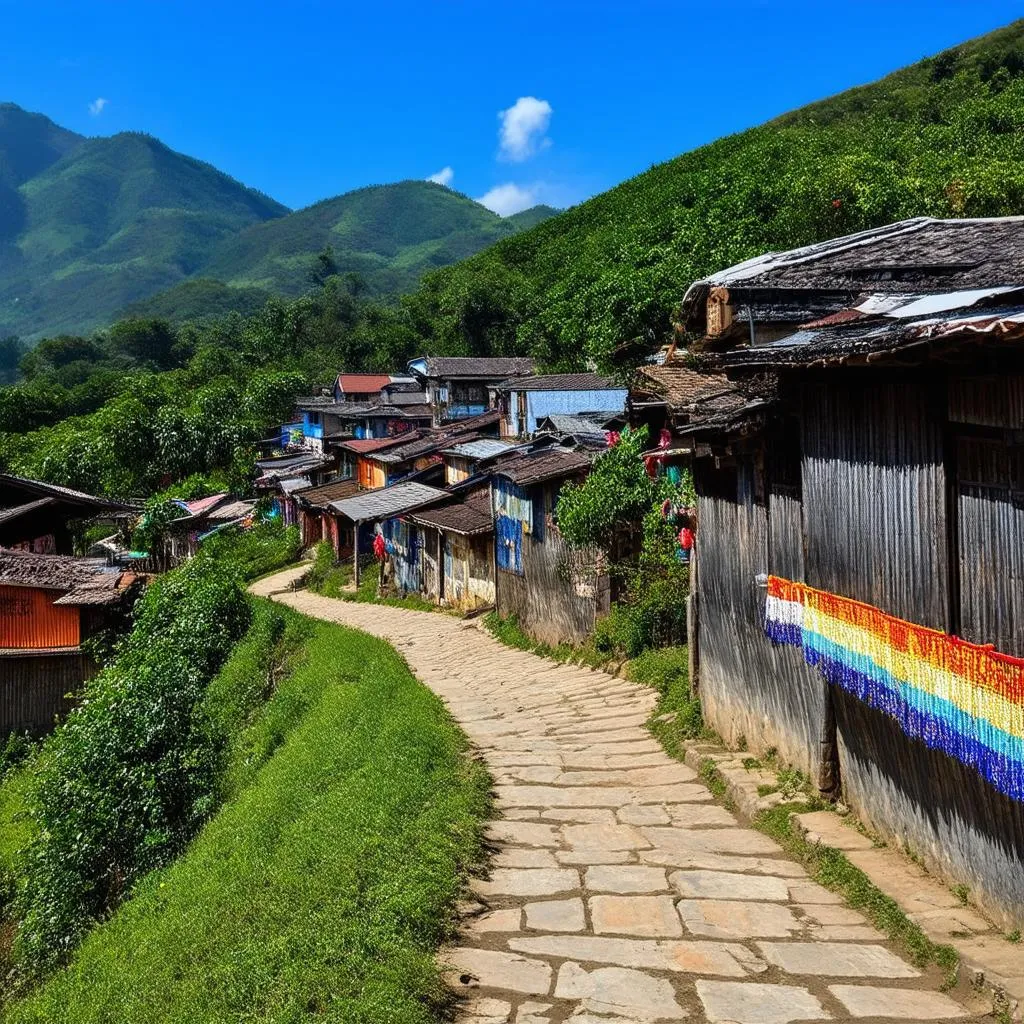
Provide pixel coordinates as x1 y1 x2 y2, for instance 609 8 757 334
0 585 80 649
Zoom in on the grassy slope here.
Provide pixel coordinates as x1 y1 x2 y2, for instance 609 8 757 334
404 20 1024 369
3 603 489 1023
0 131 287 341
199 181 554 296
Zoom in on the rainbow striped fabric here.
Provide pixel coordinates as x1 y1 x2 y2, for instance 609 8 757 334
764 576 1024 801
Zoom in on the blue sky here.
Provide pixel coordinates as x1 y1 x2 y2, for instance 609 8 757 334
1 1 1021 214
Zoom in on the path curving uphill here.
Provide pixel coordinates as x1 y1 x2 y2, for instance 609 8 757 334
251 568 979 1023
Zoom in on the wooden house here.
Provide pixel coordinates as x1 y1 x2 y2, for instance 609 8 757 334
677 215 1024 925
495 372 628 439
490 447 608 645
0 474 135 555
409 487 496 610
292 478 361 549
439 438 516 485
407 356 534 426
0 550 140 734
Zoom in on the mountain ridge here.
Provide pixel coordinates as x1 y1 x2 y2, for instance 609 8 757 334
0 106 559 340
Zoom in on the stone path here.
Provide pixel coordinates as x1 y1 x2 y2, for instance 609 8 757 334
252 569 983 1023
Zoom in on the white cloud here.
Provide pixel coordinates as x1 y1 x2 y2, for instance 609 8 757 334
498 96 552 162
475 182 539 217
87 97 108 116
427 166 454 186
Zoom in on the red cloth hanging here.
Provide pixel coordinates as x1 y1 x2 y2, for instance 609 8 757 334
679 527 694 551
372 533 386 560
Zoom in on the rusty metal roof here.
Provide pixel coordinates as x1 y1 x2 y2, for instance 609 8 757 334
293 478 361 508
410 489 493 536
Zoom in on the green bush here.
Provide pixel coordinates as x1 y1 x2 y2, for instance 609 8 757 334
7 523 299 978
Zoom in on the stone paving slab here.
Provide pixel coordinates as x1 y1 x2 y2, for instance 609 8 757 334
254 574 987 1024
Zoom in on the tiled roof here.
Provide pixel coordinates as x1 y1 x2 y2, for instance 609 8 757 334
495 372 623 392
491 448 593 487
328 482 449 522
633 365 734 411
0 550 133 605
335 373 391 394
681 216 1024 329
410 356 535 379
334 435 421 454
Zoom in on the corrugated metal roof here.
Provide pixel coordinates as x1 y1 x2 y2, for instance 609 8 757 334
0 550 129 606
442 439 515 460
329 481 449 522
184 493 229 517
880 286 1024 319
279 476 313 495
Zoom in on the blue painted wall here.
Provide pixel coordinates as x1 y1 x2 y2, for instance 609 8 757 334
301 411 324 440
507 389 627 436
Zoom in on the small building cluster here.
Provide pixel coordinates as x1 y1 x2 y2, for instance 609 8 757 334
260 357 627 643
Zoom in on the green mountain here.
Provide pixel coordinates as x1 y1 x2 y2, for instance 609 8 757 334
404 20 1024 370
0 103 560 341
196 181 554 300
0 123 288 340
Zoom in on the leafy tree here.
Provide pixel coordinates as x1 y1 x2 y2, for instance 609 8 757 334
307 245 339 288
105 318 180 370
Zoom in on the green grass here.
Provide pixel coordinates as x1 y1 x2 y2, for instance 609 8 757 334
482 611 607 667
629 647 714 756
2 603 490 1023
308 544 444 614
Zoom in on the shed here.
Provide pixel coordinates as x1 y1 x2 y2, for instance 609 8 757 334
328 481 449 584
293 478 361 549
410 487 495 610
0 550 141 734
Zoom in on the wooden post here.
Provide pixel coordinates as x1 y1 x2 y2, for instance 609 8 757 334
353 518 361 587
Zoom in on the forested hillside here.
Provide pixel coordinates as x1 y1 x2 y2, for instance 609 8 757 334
401 20 1024 370
3 20 1024 499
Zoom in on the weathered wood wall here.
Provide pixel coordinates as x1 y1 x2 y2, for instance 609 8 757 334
496 480 600 645
696 456 831 784
695 367 1024 923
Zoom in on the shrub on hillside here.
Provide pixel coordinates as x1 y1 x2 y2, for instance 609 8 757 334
10 524 298 977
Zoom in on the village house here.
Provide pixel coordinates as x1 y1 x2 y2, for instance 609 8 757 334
0 550 141 734
0 473 135 555
676 215 1024 926
439 438 516 485
160 494 256 566
291 478 361 549
409 487 495 611
327 481 449 582
329 399 432 441
490 446 608 646
407 356 535 426
494 372 628 439
254 451 334 524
